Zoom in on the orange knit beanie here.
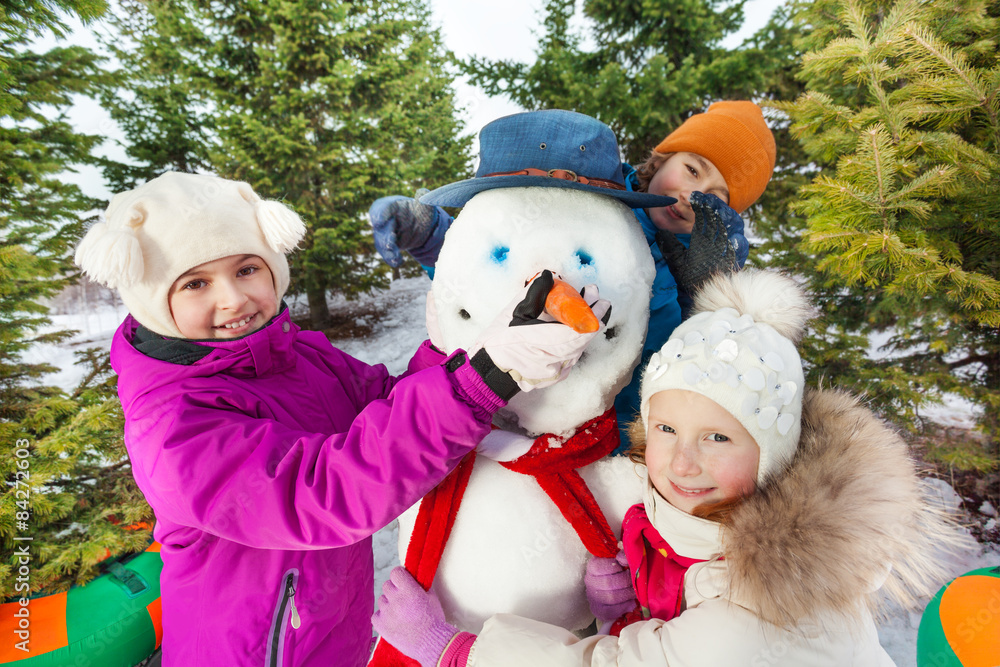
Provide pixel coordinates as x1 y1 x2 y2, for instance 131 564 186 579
655 101 776 213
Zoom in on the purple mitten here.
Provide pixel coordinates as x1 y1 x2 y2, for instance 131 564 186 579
372 567 459 667
585 550 637 622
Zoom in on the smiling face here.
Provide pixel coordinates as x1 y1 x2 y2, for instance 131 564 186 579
645 152 731 234
168 254 278 340
432 187 655 437
644 389 759 514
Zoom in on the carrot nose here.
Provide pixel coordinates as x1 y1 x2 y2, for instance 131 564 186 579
545 278 600 333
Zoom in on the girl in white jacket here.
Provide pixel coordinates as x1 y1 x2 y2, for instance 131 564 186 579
373 270 967 667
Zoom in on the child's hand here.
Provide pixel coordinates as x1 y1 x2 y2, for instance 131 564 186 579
692 192 750 267
468 270 610 394
656 192 740 295
706 193 750 267
368 194 447 268
585 550 638 623
373 567 459 667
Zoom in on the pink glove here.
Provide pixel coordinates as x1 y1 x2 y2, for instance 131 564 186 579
585 550 637 623
373 567 462 667
469 270 610 393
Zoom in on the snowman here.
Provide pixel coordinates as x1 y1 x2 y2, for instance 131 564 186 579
392 111 675 640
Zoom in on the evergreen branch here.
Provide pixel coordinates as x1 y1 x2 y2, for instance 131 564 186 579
841 1 873 49
887 164 956 206
885 197 934 221
781 0 1000 449
44 459 131 487
800 174 879 215
901 22 998 137
948 353 998 371
911 130 996 178
864 125 887 206
901 23 981 96
874 0 925 45
801 38 865 82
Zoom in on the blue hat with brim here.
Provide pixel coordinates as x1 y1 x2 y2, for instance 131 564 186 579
420 109 677 209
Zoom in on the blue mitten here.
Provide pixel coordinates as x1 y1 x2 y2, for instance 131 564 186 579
368 195 452 268
687 191 749 267
656 192 744 295
703 192 750 268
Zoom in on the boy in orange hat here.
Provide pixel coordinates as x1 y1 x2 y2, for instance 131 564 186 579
631 100 777 228
612 100 776 444
370 102 776 446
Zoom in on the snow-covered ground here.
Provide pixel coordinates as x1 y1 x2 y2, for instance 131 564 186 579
32 275 1000 665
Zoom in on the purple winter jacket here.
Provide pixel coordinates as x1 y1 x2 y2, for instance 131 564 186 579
110 308 501 667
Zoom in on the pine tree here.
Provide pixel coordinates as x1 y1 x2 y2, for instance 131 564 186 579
1 0 153 598
771 0 1000 463
96 0 215 192
98 0 470 328
462 0 795 164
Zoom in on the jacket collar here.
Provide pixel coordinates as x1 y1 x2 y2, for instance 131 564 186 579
116 305 299 382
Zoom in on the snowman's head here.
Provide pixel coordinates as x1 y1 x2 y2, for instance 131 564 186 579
432 187 654 437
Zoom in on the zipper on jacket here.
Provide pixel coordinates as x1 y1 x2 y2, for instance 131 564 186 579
288 581 301 629
267 569 300 667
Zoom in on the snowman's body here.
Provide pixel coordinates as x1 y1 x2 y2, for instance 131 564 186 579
397 187 656 633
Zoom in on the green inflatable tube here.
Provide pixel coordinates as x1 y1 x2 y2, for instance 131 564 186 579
1 545 162 667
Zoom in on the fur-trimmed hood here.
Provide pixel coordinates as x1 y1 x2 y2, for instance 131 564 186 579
723 387 969 628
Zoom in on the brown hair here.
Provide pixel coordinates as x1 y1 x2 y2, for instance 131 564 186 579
631 150 675 194
627 414 754 527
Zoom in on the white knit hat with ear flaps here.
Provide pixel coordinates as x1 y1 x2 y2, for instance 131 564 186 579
639 271 814 485
75 172 306 338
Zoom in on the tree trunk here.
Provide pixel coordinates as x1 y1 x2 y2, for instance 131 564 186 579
984 348 1000 459
307 285 332 330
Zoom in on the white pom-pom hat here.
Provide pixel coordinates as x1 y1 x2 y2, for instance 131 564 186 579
639 271 814 484
75 171 305 338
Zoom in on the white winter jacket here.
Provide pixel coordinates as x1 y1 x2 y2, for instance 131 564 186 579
466 389 963 666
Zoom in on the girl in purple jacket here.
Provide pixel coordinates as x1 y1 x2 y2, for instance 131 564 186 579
74 171 607 667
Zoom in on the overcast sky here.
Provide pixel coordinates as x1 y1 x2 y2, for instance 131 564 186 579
43 0 785 200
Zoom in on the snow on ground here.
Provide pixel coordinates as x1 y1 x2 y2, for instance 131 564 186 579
32 275 1000 665
24 298 129 391
866 326 984 431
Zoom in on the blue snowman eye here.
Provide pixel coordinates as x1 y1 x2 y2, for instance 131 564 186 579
491 246 509 264
575 250 593 267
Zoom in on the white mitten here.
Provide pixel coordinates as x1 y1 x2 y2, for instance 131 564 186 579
468 270 610 394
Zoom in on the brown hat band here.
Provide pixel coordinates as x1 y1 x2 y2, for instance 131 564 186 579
484 168 626 191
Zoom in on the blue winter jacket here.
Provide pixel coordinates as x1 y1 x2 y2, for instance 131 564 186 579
611 164 687 449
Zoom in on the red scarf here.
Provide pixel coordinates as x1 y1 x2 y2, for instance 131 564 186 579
497 407 620 558
610 503 709 636
371 408 620 667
